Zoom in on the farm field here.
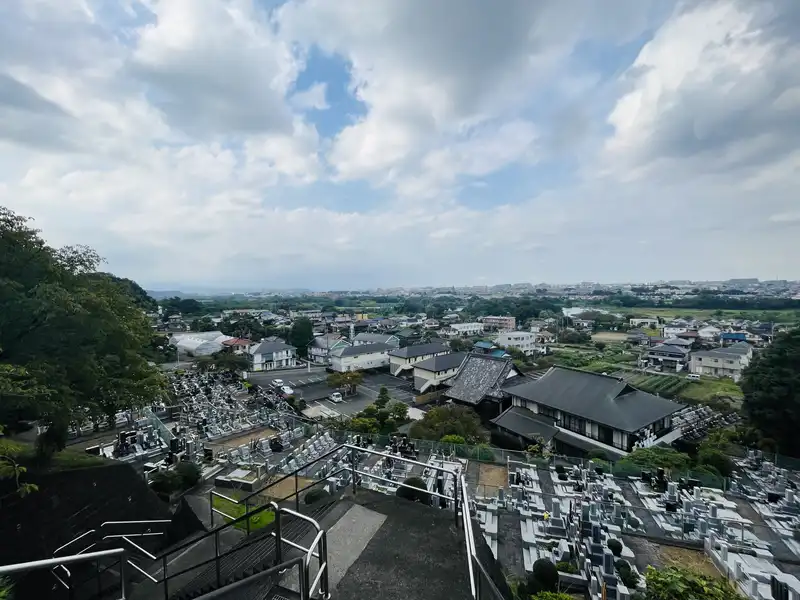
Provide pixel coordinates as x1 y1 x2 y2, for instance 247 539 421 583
624 372 744 408
594 305 800 322
591 332 628 342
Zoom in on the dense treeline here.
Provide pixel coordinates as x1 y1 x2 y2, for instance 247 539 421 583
0 207 166 443
594 293 800 312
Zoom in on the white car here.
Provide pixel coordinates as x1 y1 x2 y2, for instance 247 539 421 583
271 379 284 388
329 392 343 403
280 385 294 396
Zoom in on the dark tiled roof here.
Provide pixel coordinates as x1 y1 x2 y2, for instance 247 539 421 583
308 334 344 348
333 342 391 358
491 406 558 441
413 352 466 373
389 342 449 359
250 341 295 355
649 343 690 355
662 337 693 347
353 333 396 344
504 367 683 433
445 354 517 405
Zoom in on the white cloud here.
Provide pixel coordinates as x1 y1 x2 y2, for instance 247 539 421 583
0 0 798 290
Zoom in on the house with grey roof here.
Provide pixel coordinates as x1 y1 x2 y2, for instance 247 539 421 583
444 354 520 420
248 340 297 372
388 342 450 376
646 341 691 372
307 334 351 365
689 342 753 382
412 352 467 393
352 332 400 348
329 342 391 373
502 367 683 457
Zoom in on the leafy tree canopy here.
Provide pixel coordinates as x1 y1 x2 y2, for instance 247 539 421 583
289 317 314 358
0 206 166 440
618 447 692 472
741 329 800 456
408 405 486 444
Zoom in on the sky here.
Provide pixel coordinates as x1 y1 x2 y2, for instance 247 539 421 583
1 0 799 291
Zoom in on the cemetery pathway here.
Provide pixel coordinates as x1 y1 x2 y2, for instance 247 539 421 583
730 496 800 575
538 468 556 511
619 482 663 535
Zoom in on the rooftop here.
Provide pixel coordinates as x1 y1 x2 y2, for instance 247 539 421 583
389 342 450 359
413 352 466 373
490 406 558 441
331 342 392 357
250 340 295 355
504 366 683 433
445 353 517 405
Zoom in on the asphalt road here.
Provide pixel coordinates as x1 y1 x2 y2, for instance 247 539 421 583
359 372 416 404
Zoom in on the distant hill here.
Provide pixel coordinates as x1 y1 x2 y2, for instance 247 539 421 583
147 289 189 300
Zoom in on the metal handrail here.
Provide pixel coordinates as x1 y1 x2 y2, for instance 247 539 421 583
53 529 97 555
0 548 130 600
460 474 506 600
192 556 308 600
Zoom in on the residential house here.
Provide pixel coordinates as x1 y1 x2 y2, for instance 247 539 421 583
395 328 424 347
307 334 350 365
662 337 694 351
221 337 252 354
249 341 297 372
626 329 650 346
290 309 322 320
720 332 748 345
529 321 546 333
647 342 690 372
663 323 691 338
501 367 683 457
443 322 484 337
494 331 540 356
413 352 467 393
534 330 556 344
482 315 516 331
491 407 559 451
690 342 752 382
573 319 595 331
329 343 391 372
423 318 440 329
675 330 700 346
388 342 450 376
352 332 400 348
630 318 659 328
472 341 498 354
698 325 722 341
444 354 520 420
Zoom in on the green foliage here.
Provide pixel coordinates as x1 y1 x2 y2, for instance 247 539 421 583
697 448 734 478
349 417 379 434
555 561 578 574
387 400 409 422
327 371 363 395
396 476 431 504
304 487 331 505
440 434 466 444
531 593 572 600
644 565 747 600
594 341 607 351
587 449 609 461
619 447 692 472
408 405 486 443
375 386 390 408
289 317 315 358
527 558 559 594
615 559 640 589
149 470 183 495
0 576 13 600
742 329 800 455
607 539 623 557
175 461 202 489
0 207 166 436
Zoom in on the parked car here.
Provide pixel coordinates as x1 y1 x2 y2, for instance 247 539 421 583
280 385 294 397
329 392 343 403
271 379 284 388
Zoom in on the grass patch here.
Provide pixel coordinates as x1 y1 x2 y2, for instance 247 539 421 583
211 490 275 531
677 377 743 406
12 444 110 473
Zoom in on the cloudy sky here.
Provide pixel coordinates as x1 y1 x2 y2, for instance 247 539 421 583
2 0 799 291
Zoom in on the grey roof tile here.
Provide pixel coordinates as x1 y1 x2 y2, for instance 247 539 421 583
332 342 392 358
445 354 517 405
490 406 558 441
389 342 450 359
413 352 466 373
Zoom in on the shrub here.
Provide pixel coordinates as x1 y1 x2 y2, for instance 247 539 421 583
557 472 568 481
555 561 578 574
529 558 559 593
440 434 466 445
607 539 623 557
645 566 747 600
531 593 573 600
554 464 565 474
304 488 331 505
697 448 734 478
396 476 431 504
150 470 182 495
175 461 202 489
627 515 641 529
587 449 609 461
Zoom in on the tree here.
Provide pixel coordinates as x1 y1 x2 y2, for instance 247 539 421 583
289 317 314 358
408 405 486 443
449 338 473 352
644 566 746 600
618 447 692 472
375 386 391 408
594 341 607 351
327 371 363 396
191 316 217 332
440 434 466 444
0 424 38 498
0 207 166 440
388 400 409 422
741 329 800 455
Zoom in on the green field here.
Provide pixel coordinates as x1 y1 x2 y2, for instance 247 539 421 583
212 491 275 531
625 373 743 408
596 305 800 322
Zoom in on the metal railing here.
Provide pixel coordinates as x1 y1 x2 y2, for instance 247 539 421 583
0 548 131 599
461 475 507 600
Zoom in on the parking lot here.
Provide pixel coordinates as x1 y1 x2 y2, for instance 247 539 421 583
359 372 416 404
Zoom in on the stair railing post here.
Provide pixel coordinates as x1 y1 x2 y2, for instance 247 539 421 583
215 529 221 587
321 530 330 599
273 509 283 566
295 472 300 512
119 551 127 600
162 555 169 600
453 475 460 528
350 449 357 495
209 490 214 526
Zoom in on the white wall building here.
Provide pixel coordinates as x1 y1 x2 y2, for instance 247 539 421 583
249 341 297 372
494 331 540 356
330 343 391 372
352 333 400 348
698 326 722 341
482 315 516 331
388 343 450 376
448 322 484 337
413 353 466 393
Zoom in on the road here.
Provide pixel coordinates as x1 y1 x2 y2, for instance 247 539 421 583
359 372 416 404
